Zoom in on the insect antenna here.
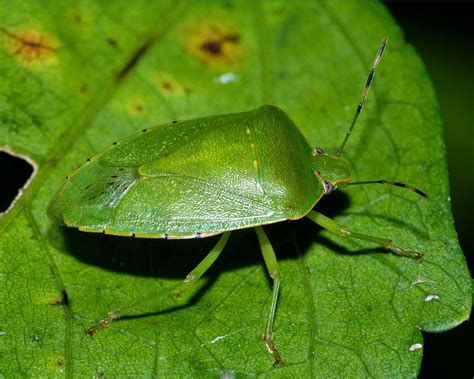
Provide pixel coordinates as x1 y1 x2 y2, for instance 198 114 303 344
339 179 427 198
336 37 387 157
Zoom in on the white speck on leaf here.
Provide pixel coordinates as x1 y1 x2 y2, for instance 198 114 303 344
411 278 427 286
399 276 436 291
216 72 237 84
409 343 423 351
210 334 228 344
424 294 440 302
0 331 6 336
220 370 235 379
203 328 245 346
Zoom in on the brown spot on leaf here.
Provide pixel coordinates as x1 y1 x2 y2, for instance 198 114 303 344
106 37 118 48
223 33 240 43
79 83 88 94
171 288 183 299
161 81 174 91
53 356 65 369
155 73 189 97
134 103 144 112
185 23 244 68
1 27 57 65
73 13 83 25
48 290 69 306
201 39 222 55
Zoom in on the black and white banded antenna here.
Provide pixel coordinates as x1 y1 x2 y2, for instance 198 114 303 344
336 37 387 157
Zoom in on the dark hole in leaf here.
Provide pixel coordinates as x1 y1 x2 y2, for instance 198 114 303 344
0 151 34 212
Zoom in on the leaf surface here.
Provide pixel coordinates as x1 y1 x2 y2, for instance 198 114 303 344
0 1 471 377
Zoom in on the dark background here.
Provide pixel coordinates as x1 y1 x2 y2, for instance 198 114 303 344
385 1 473 378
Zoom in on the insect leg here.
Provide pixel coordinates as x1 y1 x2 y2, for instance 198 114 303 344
254 226 283 366
183 231 231 285
306 210 423 260
87 232 231 336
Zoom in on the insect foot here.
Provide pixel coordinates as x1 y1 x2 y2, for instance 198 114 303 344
87 310 120 337
263 332 283 366
387 243 424 261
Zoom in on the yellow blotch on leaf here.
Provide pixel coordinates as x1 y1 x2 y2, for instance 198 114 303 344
184 23 245 68
1 26 57 66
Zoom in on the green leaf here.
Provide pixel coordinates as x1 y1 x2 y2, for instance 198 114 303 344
0 0 471 377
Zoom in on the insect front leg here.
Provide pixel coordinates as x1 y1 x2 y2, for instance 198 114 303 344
306 210 423 260
254 226 283 366
87 232 231 336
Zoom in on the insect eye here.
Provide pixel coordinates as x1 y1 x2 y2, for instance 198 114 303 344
323 180 333 194
313 147 325 156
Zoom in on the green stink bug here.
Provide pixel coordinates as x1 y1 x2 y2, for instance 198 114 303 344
51 38 425 364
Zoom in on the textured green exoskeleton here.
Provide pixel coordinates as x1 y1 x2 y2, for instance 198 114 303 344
51 38 425 365
53 105 348 238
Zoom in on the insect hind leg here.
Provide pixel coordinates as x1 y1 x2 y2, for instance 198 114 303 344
254 226 283 366
306 210 423 260
87 232 231 336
